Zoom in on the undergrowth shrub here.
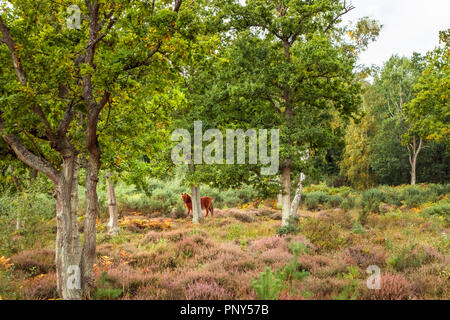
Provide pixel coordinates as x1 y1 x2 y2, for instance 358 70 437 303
420 202 450 223
364 273 411 300
303 192 328 211
300 218 346 252
276 216 299 236
335 266 360 300
387 245 438 272
93 271 123 300
326 195 344 209
186 281 232 300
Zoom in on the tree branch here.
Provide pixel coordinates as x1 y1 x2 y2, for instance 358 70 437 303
0 120 60 184
123 42 162 71
0 16 27 85
324 1 355 33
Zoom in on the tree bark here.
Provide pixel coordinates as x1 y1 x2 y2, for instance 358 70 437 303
191 185 203 224
106 172 119 236
55 155 82 300
281 164 291 227
289 150 310 217
277 193 283 209
80 156 100 298
408 136 423 186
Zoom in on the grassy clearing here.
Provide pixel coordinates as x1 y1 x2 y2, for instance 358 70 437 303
0 183 449 300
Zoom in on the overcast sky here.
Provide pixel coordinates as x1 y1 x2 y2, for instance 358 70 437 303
344 0 450 68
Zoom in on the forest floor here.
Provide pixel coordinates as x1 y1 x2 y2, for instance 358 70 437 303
1 203 449 300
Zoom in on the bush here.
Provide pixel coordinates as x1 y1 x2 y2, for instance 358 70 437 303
360 188 385 214
381 187 402 206
276 217 299 236
0 190 55 256
22 273 58 300
420 202 450 223
186 281 232 300
300 218 346 252
365 273 411 300
326 195 344 208
387 245 438 272
93 271 123 300
335 266 360 300
252 267 283 300
401 186 438 207
304 192 328 211
10 249 55 275
341 195 356 210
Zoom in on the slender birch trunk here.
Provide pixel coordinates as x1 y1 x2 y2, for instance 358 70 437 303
106 172 119 236
281 164 291 227
191 185 203 224
289 150 310 217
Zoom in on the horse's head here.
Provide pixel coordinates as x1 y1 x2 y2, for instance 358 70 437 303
181 193 190 202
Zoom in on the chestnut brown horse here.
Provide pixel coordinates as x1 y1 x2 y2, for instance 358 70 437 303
181 193 214 217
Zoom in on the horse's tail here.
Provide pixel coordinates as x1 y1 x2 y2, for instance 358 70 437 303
210 201 214 216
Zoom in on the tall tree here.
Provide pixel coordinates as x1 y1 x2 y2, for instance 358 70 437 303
340 82 378 189
371 54 425 184
406 29 449 148
0 0 187 299
205 0 380 225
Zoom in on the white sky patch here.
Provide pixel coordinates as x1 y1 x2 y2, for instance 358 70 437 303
344 0 450 67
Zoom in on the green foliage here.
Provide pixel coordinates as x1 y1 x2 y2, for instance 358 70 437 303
339 83 379 189
401 186 439 207
370 117 411 185
341 51 449 187
360 188 385 214
252 267 283 300
300 218 346 252
93 272 123 300
420 202 450 223
0 188 55 256
358 185 448 217
278 243 310 284
276 216 299 236
304 192 328 211
341 195 356 210
387 245 434 272
326 195 344 209
302 184 358 211
351 222 366 235
252 241 309 300
406 30 450 146
434 233 450 254
335 266 360 300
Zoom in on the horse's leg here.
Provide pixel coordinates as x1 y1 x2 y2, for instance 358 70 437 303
187 205 191 218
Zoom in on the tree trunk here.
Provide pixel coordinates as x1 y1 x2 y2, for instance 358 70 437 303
80 157 100 297
191 185 203 224
281 164 291 227
408 136 423 186
289 150 310 217
411 163 416 185
55 155 82 300
277 193 283 209
289 172 305 218
106 172 119 236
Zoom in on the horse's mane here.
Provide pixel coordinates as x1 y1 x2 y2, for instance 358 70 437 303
182 193 192 203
